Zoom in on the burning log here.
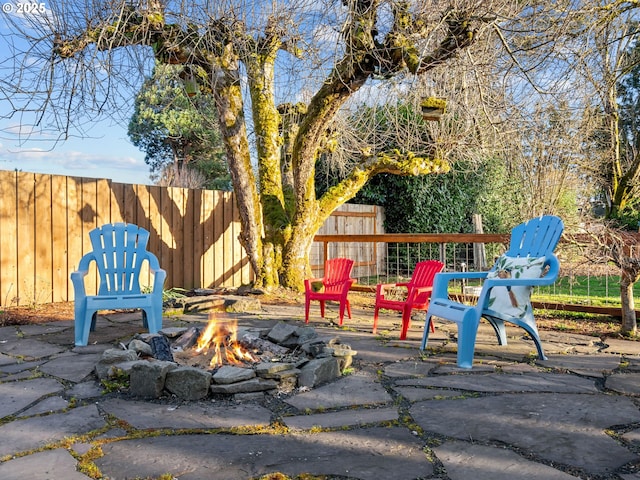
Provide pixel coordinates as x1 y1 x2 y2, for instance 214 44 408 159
172 326 201 350
150 336 174 362
195 315 259 367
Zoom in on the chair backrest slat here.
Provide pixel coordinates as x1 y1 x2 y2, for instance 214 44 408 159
323 258 354 292
505 215 564 259
324 258 354 283
89 223 150 295
408 260 444 288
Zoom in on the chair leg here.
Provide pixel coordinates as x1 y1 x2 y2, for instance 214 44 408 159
485 317 508 346
75 310 95 347
456 320 479 369
144 305 163 334
516 321 547 361
373 307 380 334
304 297 311 323
400 308 412 340
420 313 433 350
75 316 88 347
319 300 325 318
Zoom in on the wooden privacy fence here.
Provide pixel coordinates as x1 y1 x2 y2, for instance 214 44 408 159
0 171 385 307
311 204 384 278
0 171 251 306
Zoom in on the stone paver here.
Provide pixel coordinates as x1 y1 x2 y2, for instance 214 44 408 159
539 353 622 375
0 404 105 457
434 440 579 480
38 351 103 382
0 449 91 479
95 426 432 480
0 304 639 480
395 371 600 393
284 406 399 430
100 398 272 429
605 372 640 395
284 371 392 411
411 392 640 474
0 377 65 417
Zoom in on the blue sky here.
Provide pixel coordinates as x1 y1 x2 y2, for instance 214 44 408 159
0 3 153 186
0 119 153 185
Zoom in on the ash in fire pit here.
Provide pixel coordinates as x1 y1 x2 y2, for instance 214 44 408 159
94 314 357 401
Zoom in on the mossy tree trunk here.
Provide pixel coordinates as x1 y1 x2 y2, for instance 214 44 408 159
620 271 638 336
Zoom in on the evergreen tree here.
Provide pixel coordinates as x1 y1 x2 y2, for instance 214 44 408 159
128 64 230 190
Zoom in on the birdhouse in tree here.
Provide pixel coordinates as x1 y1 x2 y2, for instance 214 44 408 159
420 97 446 121
184 74 199 97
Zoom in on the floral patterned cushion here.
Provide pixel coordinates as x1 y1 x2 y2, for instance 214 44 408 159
487 255 546 318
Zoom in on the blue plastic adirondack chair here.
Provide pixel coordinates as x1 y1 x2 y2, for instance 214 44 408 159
421 215 564 368
71 223 166 346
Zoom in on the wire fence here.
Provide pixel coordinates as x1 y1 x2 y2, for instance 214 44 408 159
312 233 637 316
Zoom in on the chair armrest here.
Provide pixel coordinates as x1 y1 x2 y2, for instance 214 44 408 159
432 271 489 298
70 253 96 298
334 278 356 295
483 255 560 289
376 282 406 297
406 285 433 303
145 252 167 293
304 278 323 291
412 285 434 295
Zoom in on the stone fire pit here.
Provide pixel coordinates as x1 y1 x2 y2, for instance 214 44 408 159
94 319 357 401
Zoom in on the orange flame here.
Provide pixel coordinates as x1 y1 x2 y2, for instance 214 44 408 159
195 314 257 367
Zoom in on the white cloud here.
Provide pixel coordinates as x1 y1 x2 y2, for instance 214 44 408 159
0 143 152 185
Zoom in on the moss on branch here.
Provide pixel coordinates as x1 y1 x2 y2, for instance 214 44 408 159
318 151 450 216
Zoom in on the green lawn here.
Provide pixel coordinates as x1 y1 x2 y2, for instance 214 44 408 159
359 274 635 307
534 275 638 307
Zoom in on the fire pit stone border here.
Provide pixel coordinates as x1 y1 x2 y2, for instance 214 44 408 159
94 320 355 401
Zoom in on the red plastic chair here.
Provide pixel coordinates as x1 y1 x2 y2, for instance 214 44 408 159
373 260 444 340
305 258 355 325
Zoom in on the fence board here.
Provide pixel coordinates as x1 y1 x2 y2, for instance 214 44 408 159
0 170 17 305
160 185 173 288
51 175 68 302
16 172 35 305
192 189 203 289
223 192 234 286
34 174 53 304
213 193 225 286
80 178 98 295
183 188 195 289
110 181 125 224
231 194 242 286
96 179 111 227
67 178 83 293
203 190 216 288
148 185 162 284
135 185 151 286
124 184 137 224
170 187 185 289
